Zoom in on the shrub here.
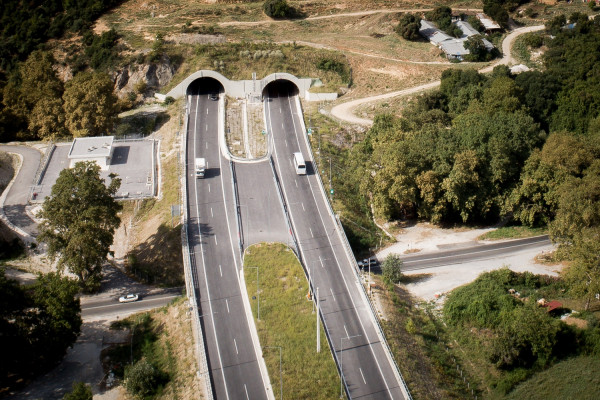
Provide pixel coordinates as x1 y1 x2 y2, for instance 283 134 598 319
382 254 403 284
316 58 350 83
62 382 92 400
395 13 421 41
263 0 292 19
124 359 161 397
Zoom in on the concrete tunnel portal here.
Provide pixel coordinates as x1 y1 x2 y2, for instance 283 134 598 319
186 77 225 96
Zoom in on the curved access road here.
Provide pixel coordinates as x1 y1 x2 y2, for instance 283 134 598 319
330 24 545 126
0 144 41 238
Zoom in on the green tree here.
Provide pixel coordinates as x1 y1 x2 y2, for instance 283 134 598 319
395 14 421 40
62 72 117 137
20 50 64 108
63 381 92 400
124 359 161 397
0 269 81 389
464 35 490 62
426 6 453 31
550 159 600 246
263 0 292 19
382 254 403 284
442 150 489 223
28 97 67 140
508 133 597 227
565 228 600 311
38 162 122 292
30 272 82 365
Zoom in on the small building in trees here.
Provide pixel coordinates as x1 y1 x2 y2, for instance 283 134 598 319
476 13 501 34
419 19 494 61
67 136 115 170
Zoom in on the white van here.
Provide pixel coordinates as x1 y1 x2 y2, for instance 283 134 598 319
293 152 306 175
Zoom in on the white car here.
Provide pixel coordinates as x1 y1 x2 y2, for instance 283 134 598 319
119 293 139 303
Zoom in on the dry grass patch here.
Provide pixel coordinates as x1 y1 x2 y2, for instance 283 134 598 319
103 297 203 399
244 243 340 399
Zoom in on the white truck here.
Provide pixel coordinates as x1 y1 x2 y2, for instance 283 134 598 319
195 157 206 178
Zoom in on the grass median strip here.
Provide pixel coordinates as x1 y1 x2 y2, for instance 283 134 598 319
244 243 340 399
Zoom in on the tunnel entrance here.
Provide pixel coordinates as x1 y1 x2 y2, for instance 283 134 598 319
262 79 299 99
186 77 225 96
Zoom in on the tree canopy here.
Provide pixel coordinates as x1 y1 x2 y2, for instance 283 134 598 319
63 72 118 137
395 14 422 41
0 269 81 390
38 162 122 292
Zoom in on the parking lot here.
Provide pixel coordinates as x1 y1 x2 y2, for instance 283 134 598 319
33 140 156 202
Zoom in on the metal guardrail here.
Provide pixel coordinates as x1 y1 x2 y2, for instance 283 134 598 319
294 96 413 400
230 160 244 253
268 156 301 262
180 96 214 400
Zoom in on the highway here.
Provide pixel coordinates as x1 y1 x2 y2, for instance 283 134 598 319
266 82 408 399
185 81 269 400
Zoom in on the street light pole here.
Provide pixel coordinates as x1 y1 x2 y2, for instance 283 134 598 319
264 346 283 400
340 334 361 399
248 266 260 320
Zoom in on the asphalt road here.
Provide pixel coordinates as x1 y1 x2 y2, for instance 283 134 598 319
81 291 181 320
267 83 407 400
399 235 551 271
185 81 269 400
235 160 288 248
0 144 41 236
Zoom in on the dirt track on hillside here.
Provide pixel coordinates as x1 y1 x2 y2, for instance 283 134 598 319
330 25 545 126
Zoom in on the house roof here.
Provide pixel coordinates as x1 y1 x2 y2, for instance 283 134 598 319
68 136 115 159
440 39 470 56
456 20 480 38
545 300 563 312
419 20 453 45
476 13 501 30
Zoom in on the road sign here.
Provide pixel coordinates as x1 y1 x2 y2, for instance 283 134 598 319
307 128 312 135
330 189 334 195
261 130 266 135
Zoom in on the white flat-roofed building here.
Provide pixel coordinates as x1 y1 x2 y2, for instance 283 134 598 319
67 136 115 170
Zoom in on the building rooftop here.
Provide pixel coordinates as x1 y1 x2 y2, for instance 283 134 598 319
456 20 480 38
420 20 453 45
68 136 115 159
476 13 501 30
440 39 470 56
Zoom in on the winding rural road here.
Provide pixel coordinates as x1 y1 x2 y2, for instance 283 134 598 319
330 24 545 126
0 144 41 238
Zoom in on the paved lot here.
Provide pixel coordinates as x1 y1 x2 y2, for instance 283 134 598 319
34 140 156 202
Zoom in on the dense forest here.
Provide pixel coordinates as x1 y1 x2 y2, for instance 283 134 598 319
0 0 123 142
0 0 122 72
334 13 600 306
